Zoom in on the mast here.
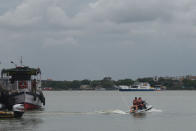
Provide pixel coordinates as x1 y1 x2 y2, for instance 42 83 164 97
20 56 23 66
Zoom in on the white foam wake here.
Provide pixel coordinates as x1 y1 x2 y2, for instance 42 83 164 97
25 108 162 116
148 108 162 112
25 109 129 116
96 109 128 115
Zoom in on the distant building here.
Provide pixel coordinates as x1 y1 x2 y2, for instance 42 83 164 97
94 85 104 90
118 85 130 89
103 77 112 81
186 75 196 80
80 85 92 90
160 76 185 81
154 85 167 90
95 86 106 91
153 76 159 81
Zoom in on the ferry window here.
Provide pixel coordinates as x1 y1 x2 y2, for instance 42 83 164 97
12 74 31 81
10 79 14 84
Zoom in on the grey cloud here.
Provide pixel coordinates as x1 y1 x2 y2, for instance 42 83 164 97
0 0 196 80
86 0 173 23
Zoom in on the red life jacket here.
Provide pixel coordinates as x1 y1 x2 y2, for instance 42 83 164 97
133 100 138 105
138 99 142 105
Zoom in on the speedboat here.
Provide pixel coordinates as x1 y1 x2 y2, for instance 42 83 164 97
130 104 152 113
0 104 24 118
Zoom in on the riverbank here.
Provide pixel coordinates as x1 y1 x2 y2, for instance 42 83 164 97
42 76 196 91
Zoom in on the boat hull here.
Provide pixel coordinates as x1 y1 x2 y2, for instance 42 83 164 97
119 88 155 91
24 103 41 110
0 110 24 118
0 111 23 118
130 105 153 113
12 91 43 110
0 111 14 118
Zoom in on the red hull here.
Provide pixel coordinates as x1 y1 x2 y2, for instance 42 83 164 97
24 103 40 110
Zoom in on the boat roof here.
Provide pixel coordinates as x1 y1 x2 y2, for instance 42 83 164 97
1 66 41 76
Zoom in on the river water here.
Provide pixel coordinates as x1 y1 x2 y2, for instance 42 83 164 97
0 91 196 131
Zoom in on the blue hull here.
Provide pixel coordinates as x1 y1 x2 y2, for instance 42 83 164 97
119 89 155 91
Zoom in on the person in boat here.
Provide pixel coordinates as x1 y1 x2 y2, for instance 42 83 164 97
131 97 138 111
0 90 14 110
137 97 147 110
31 79 36 93
137 97 143 110
31 79 37 101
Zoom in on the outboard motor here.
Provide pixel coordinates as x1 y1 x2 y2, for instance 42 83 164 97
13 104 24 118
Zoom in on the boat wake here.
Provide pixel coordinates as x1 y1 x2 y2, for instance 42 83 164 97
148 108 162 113
95 109 128 115
25 108 162 116
25 109 129 116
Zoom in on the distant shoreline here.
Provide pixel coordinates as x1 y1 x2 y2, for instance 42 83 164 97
42 76 196 91
42 89 196 91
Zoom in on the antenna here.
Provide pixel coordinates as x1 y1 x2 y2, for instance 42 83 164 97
20 56 23 66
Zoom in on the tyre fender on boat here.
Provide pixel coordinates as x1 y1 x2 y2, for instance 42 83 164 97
19 81 27 89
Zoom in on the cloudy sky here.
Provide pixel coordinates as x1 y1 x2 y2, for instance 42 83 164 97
0 0 196 80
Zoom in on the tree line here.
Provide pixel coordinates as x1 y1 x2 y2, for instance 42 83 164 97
41 77 196 90
41 77 133 90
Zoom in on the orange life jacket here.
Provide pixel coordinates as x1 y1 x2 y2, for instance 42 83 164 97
133 100 138 105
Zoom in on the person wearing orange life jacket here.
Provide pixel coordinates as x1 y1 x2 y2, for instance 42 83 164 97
138 97 147 110
131 97 138 111
137 97 143 109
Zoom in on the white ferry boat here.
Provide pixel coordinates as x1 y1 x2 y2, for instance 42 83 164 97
119 82 155 91
0 61 45 110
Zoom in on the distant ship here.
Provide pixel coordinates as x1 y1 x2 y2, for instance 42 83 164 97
0 60 45 110
119 82 155 91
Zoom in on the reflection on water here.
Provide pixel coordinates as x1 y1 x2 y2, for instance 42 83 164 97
132 112 147 118
0 115 43 131
21 117 43 128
